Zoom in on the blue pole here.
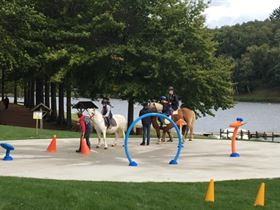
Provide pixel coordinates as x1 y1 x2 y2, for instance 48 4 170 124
124 112 183 166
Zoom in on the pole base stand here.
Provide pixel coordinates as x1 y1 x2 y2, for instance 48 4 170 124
3 155 13 161
169 159 178 165
129 161 138 167
230 152 240 157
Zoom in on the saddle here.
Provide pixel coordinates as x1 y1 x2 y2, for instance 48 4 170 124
110 118 117 127
105 117 117 128
162 110 178 125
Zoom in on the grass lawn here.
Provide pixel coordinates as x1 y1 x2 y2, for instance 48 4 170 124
0 125 78 140
0 125 147 140
0 177 279 210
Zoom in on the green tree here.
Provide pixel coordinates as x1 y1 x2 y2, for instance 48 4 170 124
0 0 46 102
270 6 280 21
75 0 234 121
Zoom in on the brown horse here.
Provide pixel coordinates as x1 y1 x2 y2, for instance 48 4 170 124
149 102 196 142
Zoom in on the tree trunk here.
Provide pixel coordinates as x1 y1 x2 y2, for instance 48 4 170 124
45 81 50 108
14 79 17 104
36 79 44 105
24 82 28 107
50 82 57 120
66 83 72 128
29 80 35 108
58 83 65 125
127 99 135 134
1 67 5 100
246 85 251 94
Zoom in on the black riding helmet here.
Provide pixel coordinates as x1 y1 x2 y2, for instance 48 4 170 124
101 97 110 105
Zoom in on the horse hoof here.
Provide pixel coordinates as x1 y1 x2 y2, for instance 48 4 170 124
189 139 192 141
104 147 108 150
111 144 116 147
96 145 100 148
167 139 173 142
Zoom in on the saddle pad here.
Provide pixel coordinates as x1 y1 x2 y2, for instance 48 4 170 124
164 116 172 125
173 110 179 115
110 118 117 127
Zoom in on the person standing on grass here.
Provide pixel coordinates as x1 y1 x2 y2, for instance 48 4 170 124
76 111 92 152
3 96 9 110
139 102 152 146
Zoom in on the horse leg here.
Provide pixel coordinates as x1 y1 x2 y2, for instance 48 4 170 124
167 130 173 142
103 130 108 149
189 126 193 141
183 125 190 142
122 129 126 147
96 131 101 148
189 116 196 141
152 118 161 144
181 125 187 142
161 128 167 142
112 131 118 147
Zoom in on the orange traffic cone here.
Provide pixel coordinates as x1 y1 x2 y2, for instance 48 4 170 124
205 179 215 203
47 135 57 153
254 183 265 207
80 139 90 155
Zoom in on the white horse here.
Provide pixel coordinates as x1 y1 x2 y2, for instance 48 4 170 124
88 109 126 149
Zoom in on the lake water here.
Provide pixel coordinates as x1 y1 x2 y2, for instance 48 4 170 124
72 98 280 133
12 97 280 133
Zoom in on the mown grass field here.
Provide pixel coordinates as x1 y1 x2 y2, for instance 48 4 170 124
0 124 212 141
0 125 78 140
0 177 279 210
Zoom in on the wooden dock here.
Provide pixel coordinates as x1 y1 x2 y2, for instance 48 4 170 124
219 129 280 142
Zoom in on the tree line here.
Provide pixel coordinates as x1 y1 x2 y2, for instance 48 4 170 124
0 0 234 128
213 6 280 94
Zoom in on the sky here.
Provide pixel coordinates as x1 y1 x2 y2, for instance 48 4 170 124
205 0 280 28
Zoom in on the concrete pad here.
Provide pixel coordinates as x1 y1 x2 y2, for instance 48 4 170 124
0 138 280 182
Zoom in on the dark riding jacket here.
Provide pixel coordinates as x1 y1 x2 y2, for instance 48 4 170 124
139 107 152 125
168 94 179 111
162 103 173 116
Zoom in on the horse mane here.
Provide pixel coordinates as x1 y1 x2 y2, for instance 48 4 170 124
88 109 102 119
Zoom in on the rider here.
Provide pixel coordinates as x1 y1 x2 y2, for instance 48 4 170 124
161 96 173 116
101 97 113 128
168 86 179 111
160 96 173 128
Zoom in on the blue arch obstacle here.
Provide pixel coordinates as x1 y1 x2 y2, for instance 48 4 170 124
124 112 184 167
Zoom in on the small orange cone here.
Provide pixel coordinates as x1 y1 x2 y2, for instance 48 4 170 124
254 183 265 207
47 135 57 153
205 179 215 203
80 139 90 155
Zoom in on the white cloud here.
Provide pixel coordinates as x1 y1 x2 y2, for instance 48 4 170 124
205 0 280 28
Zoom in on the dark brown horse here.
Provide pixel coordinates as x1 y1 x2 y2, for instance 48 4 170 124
149 102 196 142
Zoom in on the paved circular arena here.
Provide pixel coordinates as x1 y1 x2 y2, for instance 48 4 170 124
0 138 280 182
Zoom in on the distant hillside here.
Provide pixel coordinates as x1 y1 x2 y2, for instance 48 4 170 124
213 17 280 96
